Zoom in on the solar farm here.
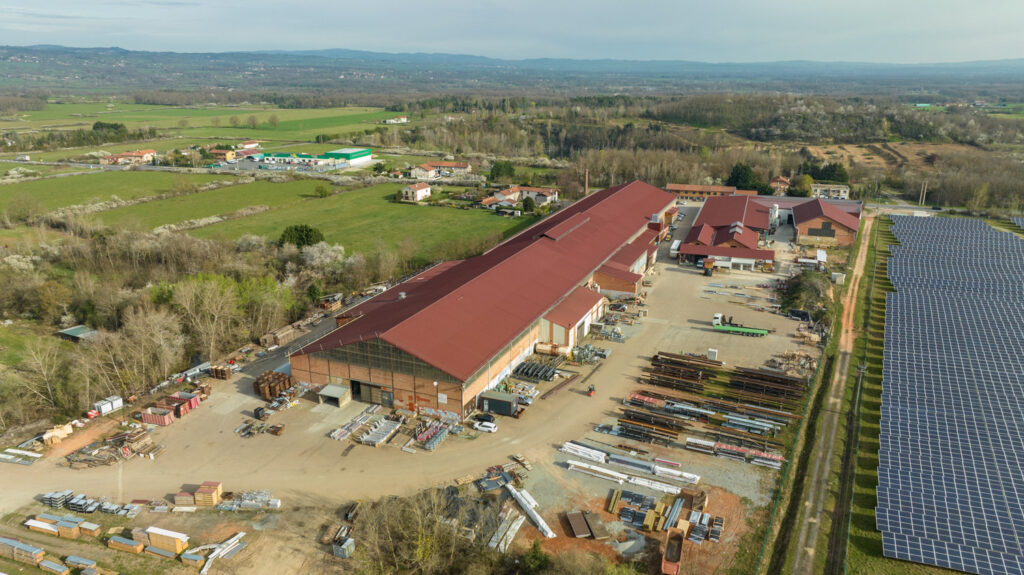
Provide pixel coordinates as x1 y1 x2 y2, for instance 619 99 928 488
876 216 1024 575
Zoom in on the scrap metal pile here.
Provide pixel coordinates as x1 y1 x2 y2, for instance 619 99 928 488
66 428 163 468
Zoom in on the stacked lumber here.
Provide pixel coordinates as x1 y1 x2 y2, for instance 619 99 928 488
174 492 195 506
108 535 143 553
146 527 188 554
210 365 231 379
194 482 221 507
56 521 80 539
25 519 59 536
79 522 101 537
0 535 45 565
38 559 69 574
253 371 296 401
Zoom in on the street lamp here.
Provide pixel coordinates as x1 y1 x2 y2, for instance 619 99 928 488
433 381 438 411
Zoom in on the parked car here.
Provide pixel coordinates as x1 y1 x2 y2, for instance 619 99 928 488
473 421 498 433
473 413 496 424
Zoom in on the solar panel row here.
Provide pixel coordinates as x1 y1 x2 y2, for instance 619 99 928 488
876 215 1024 575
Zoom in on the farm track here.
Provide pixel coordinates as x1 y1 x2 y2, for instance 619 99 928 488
790 215 874 574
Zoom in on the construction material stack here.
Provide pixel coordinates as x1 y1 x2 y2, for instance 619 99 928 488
194 482 222 506
253 371 296 401
643 351 721 394
145 526 189 555
38 559 69 574
108 535 143 553
175 492 195 506
0 535 45 565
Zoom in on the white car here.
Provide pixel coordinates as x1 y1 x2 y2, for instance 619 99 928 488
473 421 498 433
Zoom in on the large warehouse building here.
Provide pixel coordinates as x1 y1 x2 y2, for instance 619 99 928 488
289 181 676 417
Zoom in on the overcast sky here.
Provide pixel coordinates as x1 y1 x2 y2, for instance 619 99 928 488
1 0 1021 63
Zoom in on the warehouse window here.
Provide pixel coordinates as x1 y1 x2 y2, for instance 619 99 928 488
314 339 458 385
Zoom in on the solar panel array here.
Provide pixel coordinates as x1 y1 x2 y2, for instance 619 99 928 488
877 216 1024 575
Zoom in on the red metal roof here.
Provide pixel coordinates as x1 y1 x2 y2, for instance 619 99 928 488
691 196 771 230
295 181 675 381
596 264 644 284
666 184 736 193
677 244 775 261
713 224 760 249
791 199 861 231
750 196 862 215
544 286 605 328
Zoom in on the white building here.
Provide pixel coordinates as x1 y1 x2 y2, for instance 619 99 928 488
811 183 850 200
384 116 409 125
401 182 432 202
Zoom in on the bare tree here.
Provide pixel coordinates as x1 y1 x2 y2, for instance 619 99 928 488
20 340 67 410
229 115 240 127
173 277 243 361
268 114 279 128
247 115 259 129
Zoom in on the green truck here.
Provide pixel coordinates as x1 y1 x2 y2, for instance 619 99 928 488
711 313 773 337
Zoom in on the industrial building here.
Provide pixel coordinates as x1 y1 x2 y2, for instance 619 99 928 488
325 148 373 166
665 184 757 200
678 195 862 265
290 181 677 417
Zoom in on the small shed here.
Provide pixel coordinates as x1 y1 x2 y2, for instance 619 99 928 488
55 325 97 343
318 384 351 408
478 390 519 417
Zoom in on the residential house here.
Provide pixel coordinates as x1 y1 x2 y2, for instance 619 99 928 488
384 116 409 124
401 182 432 202
411 164 438 179
238 140 261 150
99 149 157 166
210 149 236 162
769 176 791 194
411 161 472 179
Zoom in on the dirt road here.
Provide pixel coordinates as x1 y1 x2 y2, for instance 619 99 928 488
790 215 874 574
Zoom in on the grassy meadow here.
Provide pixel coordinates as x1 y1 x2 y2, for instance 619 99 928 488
0 171 229 212
192 183 536 256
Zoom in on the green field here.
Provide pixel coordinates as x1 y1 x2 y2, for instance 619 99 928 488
5 103 408 146
90 179 323 230
192 183 537 256
0 172 229 212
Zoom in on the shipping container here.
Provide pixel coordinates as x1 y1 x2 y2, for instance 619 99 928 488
478 390 519 417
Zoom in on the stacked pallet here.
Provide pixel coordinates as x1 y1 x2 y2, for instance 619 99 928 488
194 481 222 506
0 535 44 565
108 535 143 553
253 371 296 401
145 527 188 554
131 527 150 547
174 492 195 506
210 365 232 379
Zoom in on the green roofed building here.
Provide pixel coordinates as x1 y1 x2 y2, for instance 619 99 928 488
56 325 98 343
324 147 373 166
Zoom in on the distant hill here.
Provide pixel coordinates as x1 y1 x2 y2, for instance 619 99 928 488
2 44 1023 96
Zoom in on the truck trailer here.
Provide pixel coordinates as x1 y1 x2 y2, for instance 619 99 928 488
711 313 773 337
